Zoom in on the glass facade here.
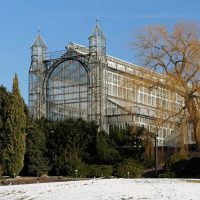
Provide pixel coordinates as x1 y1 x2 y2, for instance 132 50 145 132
29 24 195 147
46 60 89 120
106 69 186 145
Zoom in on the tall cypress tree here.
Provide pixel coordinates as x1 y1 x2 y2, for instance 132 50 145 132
4 74 26 177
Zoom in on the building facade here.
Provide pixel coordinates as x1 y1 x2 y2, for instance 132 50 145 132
29 21 194 146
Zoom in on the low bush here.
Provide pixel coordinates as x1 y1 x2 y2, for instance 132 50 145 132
165 153 187 171
164 153 189 178
85 165 113 178
114 159 144 178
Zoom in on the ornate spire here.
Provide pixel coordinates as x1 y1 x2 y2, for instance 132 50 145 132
89 20 106 54
89 19 106 39
31 30 47 49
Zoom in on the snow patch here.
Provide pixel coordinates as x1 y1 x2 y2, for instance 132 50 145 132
0 178 199 200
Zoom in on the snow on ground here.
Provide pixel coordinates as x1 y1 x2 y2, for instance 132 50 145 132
0 178 199 200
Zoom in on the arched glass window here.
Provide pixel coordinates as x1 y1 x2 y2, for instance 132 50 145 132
46 60 88 120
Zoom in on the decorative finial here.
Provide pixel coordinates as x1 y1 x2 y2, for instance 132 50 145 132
37 27 40 34
96 18 99 25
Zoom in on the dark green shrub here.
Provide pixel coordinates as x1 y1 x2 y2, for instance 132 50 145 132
96 132 120 164
114 159 144 178
165 153 187 171
21 122 51 177
85 165 113 178
158 172 176 178
165 153 187 177
56 154 85 177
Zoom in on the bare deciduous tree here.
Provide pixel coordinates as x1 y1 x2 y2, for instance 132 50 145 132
133 22 200 148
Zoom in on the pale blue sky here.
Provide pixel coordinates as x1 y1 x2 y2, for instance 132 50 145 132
0 0 200 103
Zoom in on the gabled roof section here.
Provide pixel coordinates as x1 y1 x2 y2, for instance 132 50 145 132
89 19 106 38
31 31 47 48
68 43 164 80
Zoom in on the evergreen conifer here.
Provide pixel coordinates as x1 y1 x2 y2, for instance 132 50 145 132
4 74 26 177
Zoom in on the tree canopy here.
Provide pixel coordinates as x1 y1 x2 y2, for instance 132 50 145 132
133 22 200 147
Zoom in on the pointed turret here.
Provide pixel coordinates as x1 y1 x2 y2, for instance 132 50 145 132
89 19 106 54
31 30 47 57
88 20 108 131
31 30 47 48
29 30 47 120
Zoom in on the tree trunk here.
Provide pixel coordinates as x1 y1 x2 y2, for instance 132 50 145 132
194 120 200 151
187 98 200 150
